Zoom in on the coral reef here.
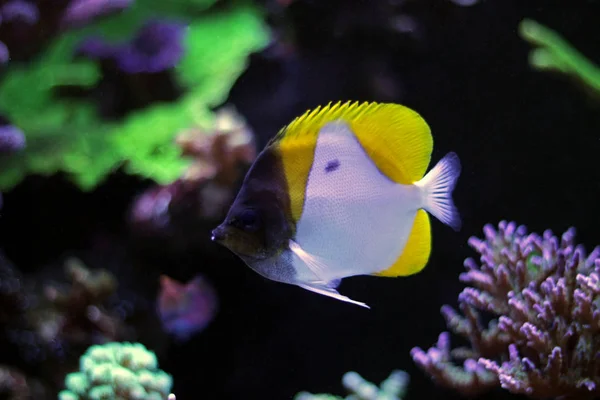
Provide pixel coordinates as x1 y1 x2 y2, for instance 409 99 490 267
3 1 597 399
0 1 269 191
0 2 266 397
295 370 409 400
519 19 600 97
58 341 173 400
411 221 600 398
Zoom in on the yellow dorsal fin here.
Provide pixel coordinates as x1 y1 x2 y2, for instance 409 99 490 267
271 100 433 222
272 100 433 183
374 209 432 277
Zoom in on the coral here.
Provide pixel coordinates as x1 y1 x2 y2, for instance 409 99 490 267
0 2 269 191
156 274 218 342
79 19 187 73
174 105 256 187
0 254 147 396
128 105 256 247
295 370 409 400
32 258 135 348
411 221 600 399
1 1 39 25
0 124 26 153
3 257 138 369
62 0 133 27
0 364 31 399
0 123 25 208
519 19 600 97
0 0 40 63
58 341 173 400
0 0 132 64
0 252 27 324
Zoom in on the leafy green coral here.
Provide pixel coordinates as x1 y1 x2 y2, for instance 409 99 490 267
519 18 600 97
0 1 269 190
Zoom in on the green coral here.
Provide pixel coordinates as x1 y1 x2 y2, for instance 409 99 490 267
519 18 600 96
0 1 269 190
295 370 409 400
58 342 173 400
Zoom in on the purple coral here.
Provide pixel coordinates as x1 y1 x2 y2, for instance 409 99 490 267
0 0 39 63
0 124 26 153
156 275 218 342
0 124 25 208
1 1 39 25
0 41 8 64
118 20 186 73
78 19 186 74
411 221 600 398
62 0 132 27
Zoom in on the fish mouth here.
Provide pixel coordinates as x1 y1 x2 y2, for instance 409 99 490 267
211 225 235 250
210 225 228 244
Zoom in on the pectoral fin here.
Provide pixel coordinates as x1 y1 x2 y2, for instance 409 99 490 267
297 283 370 309
289 239 330 280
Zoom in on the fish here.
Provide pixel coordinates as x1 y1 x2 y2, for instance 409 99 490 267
211 101 461 308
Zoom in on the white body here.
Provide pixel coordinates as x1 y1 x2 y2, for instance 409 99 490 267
291 121 423 284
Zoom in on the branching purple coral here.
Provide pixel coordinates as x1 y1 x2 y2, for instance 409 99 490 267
0 124 26 153
78 19 186 73
1 1 39 25
0 124 25 208
61 0 132 27
0 41 8 64
0 0 39 63
411 221 600 399
119 20 186 73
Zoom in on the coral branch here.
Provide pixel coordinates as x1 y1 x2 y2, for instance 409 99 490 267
58 342 173 400
295 370 409 400
412 221 600 398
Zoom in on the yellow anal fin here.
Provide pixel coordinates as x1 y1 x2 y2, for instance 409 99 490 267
374 209 432 277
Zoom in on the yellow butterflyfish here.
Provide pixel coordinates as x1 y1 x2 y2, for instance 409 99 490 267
212 101 461 308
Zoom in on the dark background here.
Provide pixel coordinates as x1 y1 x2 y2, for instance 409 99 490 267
2 0 600 399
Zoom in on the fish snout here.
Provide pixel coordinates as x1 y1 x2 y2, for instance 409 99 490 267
211 225 229 244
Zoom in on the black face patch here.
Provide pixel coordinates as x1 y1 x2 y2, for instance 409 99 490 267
325 159 340 173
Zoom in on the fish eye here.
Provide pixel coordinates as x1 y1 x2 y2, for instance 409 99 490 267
233 209 261 232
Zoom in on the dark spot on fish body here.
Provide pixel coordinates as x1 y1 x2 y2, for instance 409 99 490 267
325 159 340 173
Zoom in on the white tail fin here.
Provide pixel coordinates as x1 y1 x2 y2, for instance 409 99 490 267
416 152 461 231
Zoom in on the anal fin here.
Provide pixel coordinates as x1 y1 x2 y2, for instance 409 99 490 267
374 209 432 277
297 283 370 309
